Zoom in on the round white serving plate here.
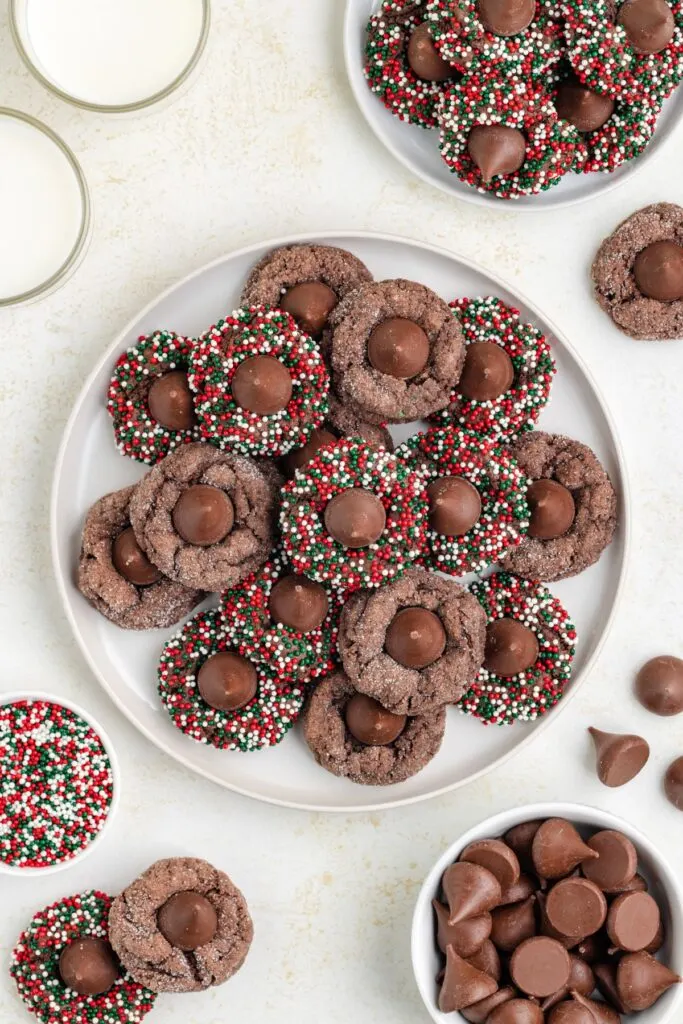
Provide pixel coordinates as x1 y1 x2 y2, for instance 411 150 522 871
51 231 630 812
344 0 680 211
412 802 683 1024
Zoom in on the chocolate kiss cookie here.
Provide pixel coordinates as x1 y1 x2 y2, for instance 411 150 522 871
240 243 372 340
501 432 617 582
109 858 253 994
129 442 279 593
219 551 343 683
107 330 199 465
338 569 486 716
78 485 203 630
302 669 446 786
10 890 157 1024
188 305 329 457
592 203 683 340
328 279 465 424
158 609 304 751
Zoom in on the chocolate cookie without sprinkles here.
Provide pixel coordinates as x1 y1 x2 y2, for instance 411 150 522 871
434 297 555 439
365 0 461 130
328 279 465 424
302 669 447 785
399 426 530 576
129 442 279 593
458 572 577 725
219 551 343 683
189 304 329 457
159 609 304 751
10 891 157 1024
109 857 253 994
78 484 204 630
592 202 683 339
240 243 373 338
501 432 618 581
108 330 199 465
338 568 486 715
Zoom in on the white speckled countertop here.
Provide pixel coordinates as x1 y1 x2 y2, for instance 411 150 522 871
2 2 683 1022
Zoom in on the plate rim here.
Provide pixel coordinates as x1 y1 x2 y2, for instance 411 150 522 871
50 229 632 813
342 0 674 211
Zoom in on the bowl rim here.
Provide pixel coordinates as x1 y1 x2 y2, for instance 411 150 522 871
0 689 120 876
411 800 683 1024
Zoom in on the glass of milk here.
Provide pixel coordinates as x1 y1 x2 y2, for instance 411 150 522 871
0 109 91 306
9 0 210 113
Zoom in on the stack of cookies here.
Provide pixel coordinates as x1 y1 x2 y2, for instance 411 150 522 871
77 242 618 786
364 0 683 199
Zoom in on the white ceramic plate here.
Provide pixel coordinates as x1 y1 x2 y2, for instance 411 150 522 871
51 231 629 812
344 0 681 210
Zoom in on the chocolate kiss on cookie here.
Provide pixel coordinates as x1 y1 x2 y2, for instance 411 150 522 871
526 479 576 540
607 891 660 952
541 955 596 1012
589 727 650 787
532 818 598 879
112 527 162 587
582 830 638 892
635 654 683 715
554 80 615 133
367 318 430 380
594 962 628 1013
385 606 446 669
545 877 607 940
407 22 456 81
345 693 407 746
617 951 681 1010
157 890 218 951
231 354 293 414
477 0 536 34
617 0 675 54
148 370 195 431
324 488 386 548
547 1000 595 1024
438 946 498 1013
172 485 235 546
198 653 258 711
488 999 544 1024
459 341 515 401
485 619 539 677
268 574 329 632
467 125 526 183
460 839 520 888
433 900 492 956
570 992 621 1024
633 239 683 301
490 895 536 952
466 939 502 981
283 427 339 474
462 987 516 1024
281 281 337 338
427 476 482 536
59 937 119 996
442 861 502 924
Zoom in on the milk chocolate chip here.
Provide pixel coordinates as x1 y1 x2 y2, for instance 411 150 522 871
544 877 607 940
510 936 572 998
231 355 293 413
324 488 386 548
635 654 683 715
407 22 456 81
281 281 337 338
617 0 675 53
283 427 339 474
664 755 683 808
462 987 517 1024
485 619 539 677
439 947 498 1012
588 727 650 787
459 341 515 400
157 891 218 951
633 240 683 301
532 819 598 879
442 861 503 924
547 1000 595 1024
59 937 119 996
172 485 234 546
460 839 521 888
606 891 660 952
488 1000 544 1024
555 81 615 132
112 527 162 586
433 899 492 956
345 693 406 746
148 371 195 431
477 0 536 35
468 126 526 183
526 479 576 540
367 318 430 379
617 950 681 1010
198 652 258 711
269 574 329 632
490 895 537 952
385 606 446 669
582 830 638 892
428 476 482 536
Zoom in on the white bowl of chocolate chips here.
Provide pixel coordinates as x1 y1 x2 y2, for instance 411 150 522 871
412 803 683 1024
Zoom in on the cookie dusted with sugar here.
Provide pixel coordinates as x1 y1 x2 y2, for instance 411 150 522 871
158 609 304 752
219 551 343 683
501 431 618 581
439 74 581 198
338 568 486 715
188 304 329 457
458 572 577 725
434 296 555 439
280 438 428 592
328 279 466 424
109 857 253 993
364 0 461 130
240 243 372 339
10 890 157 1024
303 669 447 786
107 330 199 464
399 426 530 576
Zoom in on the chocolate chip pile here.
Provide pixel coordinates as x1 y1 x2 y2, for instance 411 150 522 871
10 857 252 1024
76 241 619 786
364 0 683 199
434 818 680 1022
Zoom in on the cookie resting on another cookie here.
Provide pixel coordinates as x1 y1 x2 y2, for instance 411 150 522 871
303 669 447 786
108 857 253 994
338 568 486 716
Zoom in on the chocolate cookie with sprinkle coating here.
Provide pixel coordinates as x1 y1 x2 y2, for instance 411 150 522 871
425 0 566 75
107 330 199 465
399 426 530 576
220 551 343 683
10 890 157 1024
565 0 683 104
433 296 555 440
280 439 428 593
439 74 581 199
365 0 461 130
458 572 577 726
158 609 305 752
188 305 329 458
